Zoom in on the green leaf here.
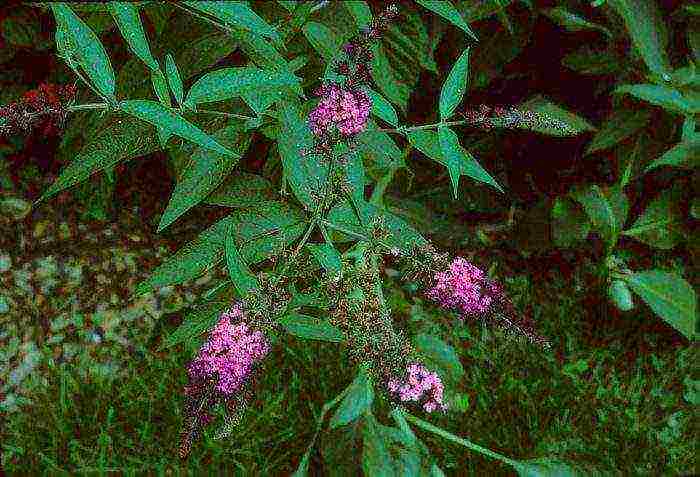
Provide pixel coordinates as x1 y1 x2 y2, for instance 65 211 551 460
278 313 345 342
607 0 671 78
542 7 611 37
277 99 328 210
570 184 629 244
516 96 595 136
439 48 470 121
513 457 593 476
371 44 410 114
302 21 341 62
623 270 697 341
225 221 258 296
159 284 236 350
645 139 700 172
138 203 305 294
366 88 399 127
307 243 342 274
562 48 621 76
158 125 251 232
165 53 184 105
39 115 159 202
344 1 373 27
107 2 158 71
585 108 652 155
206 172 275 209
362 413 396 477
413 333 464 381
609 280 634 311
622 188 685 249
328 199 428 252
357 122 404 180
119 99 237 157
415 0 478 41
330 365 374 429
438 126 503 197
184 1 281 43
51 4 116 100
614 84 695 114
551 197 591 248
184 66 300 108
136 216 232 295
150 69 171 107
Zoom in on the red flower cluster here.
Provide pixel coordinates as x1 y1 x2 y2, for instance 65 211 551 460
0 82 76 137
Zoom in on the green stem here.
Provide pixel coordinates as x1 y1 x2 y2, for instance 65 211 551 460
376 119 468 134
403 412 519 467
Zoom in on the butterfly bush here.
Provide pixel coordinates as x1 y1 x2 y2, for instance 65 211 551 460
0 82 76 136
387 363 447 413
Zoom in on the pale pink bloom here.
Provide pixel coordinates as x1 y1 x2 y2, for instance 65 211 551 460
426 257 493 317
308 82 371 138
387 362 447 413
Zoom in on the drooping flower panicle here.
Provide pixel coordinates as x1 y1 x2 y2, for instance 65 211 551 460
387 362 447 413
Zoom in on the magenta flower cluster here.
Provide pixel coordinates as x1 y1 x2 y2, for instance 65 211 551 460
308 82 372 138
426 257 495 317
186 305 270 396
387 363 447 413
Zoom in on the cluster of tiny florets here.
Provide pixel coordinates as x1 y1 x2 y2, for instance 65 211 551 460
461 104 576 135
426 257 495 317
0 82 76 137
308 83 372 138
387 362 447 413
180 304 270 459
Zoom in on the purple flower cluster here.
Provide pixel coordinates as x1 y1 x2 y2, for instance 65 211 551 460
308 83 372 138
186 305 270 396
387 363 447 413
426 257 495 317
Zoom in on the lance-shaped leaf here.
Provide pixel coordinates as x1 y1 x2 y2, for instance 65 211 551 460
184 66 300 108
438 126 503 197
614 84 696 115
415 0 478 41
107 2 158 71
184 1 281 43
137 203 306 295
302 21 342 62
39 115 159 203
622 188 685 249
225 221 258 296
278 313 344 342
165 53 184 105
570 184 628 244
307 243 342 274
157 125 252 232
206 172 275 209
277 99 328 210
330 365 374 429
585 108 652 156
607 0 671 78
440 48 470 121
623 270 697 340
365 88 399 127
119 99 237 157
51 4 115 100
150 69 171 107
516 96 595 136
542 7 611 37
645 139 700 172
371 43 410 114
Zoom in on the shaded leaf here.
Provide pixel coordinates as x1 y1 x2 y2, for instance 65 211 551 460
151 69 171 107
39 115 158 202
303 21 341 62
615 84 695 114
307 243 342 274
330 365 374 429
366 88 399 127
551 197 591 247
517 96 595 136
157 125 251 232
562 48 621 76
570 184 628 244
363 413 396 477
645 139 700 172
206 172 275 209
413 333 464 381
623 270 697 341
542 7 611 37
345 1 373 27
278 313 345 342
585 108 652 155
371 43 410 114
623 188 685 249
225 221 258 296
